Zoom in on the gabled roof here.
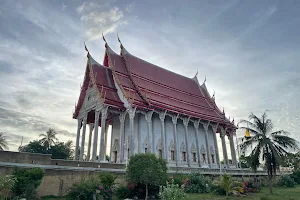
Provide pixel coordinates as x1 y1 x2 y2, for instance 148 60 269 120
73 53 125 119
75 41 236 129
118 44 234 127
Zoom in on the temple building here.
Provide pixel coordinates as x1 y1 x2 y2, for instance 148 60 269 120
73 37 238 169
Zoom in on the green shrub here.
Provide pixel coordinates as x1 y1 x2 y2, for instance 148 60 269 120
291 170 300 184
159 179 186 200
98 172 116 200
0 174 17 200
185 173 211 193
66 176 100 200
114 185 130 199
211 181 226 195
278 175 296 187
12 167 44 199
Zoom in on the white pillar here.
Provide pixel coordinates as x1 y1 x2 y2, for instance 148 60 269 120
104 123 109 156
211 123 220 168
183 117 191 167
99 106 108 161
229 132 238 168
86 123 94 161
127 106 136 157
79 115 87 161
171 114 179 166
193 119 202 167
145 111 153 153
159 111 167 160
92 110 100 161
202 121 212 168
220 127 229 168
119 112 126 163
74 119 82 160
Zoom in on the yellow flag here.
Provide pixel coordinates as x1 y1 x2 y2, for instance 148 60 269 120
245 130 250 138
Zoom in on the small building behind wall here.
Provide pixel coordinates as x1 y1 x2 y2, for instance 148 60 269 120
73 37 238 169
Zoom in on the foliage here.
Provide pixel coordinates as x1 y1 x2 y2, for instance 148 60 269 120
50 141 74 159
0 174 17 200
211 180 226 195
126 153 168 200
19 139 74 159
184 173 211 193
159 179 186 200
238 111 298 194
98 172 116 200
0 132 8 151
39 128 58 148
282 152 300 170
66 176 100 200
12 167 44 199
291 170 300 184
239 155 251 168
114 185 130 200
278 175 296 187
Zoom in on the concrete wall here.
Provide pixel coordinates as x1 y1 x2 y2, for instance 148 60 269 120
0 151 52 165
0 165 126 197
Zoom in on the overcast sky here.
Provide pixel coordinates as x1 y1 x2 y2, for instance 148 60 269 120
0 0 299 154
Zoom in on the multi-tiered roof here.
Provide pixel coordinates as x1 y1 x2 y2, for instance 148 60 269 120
74 38 236 132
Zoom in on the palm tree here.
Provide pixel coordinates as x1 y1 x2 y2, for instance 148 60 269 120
39 128 58 149
0 132 8 150
238 111 298 194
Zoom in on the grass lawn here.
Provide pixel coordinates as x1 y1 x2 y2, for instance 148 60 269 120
42 186 300 200
187 186 300 200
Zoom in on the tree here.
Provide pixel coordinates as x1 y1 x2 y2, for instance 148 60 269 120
19 139 73 159
239 155 251 168
39 128 58 148
0 132 8 150
126 153 168 200
50 141 74 159
238 111 298 194
19 140 47 154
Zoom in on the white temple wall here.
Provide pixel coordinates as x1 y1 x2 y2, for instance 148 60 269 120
152 113 161 156
188 124 198 166
110 115 120 163
124 114 130 159
138 114 147 153
207 126 217 168
164 116 173 163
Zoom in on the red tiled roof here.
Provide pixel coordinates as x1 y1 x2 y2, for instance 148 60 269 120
120 46 233 126
75 43 235 129
73 54 125 119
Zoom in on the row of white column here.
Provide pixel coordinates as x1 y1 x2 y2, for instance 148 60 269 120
116 108 238 168
74 106 108 161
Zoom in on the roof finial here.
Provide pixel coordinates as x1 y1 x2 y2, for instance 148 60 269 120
212 90 215 100
232 117 235 124
102 31 107 43
222 107 225 115
117 33 123 48
203 75 206 84
195 69 198 77
84 41 89 52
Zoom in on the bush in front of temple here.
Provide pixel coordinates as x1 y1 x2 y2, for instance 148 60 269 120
12 167 44 199
126 153 168 200
66 176 101 200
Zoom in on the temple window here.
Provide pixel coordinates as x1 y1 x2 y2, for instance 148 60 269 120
202 153 206 163
192 153 197 162
127 149 130 159
171 150 175 161
145 148 148 153
182 152 187 162
113 151 117 163
211 154 215 164
158 149 163 158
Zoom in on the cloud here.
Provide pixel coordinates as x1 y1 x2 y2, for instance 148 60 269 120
77 2 130 40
